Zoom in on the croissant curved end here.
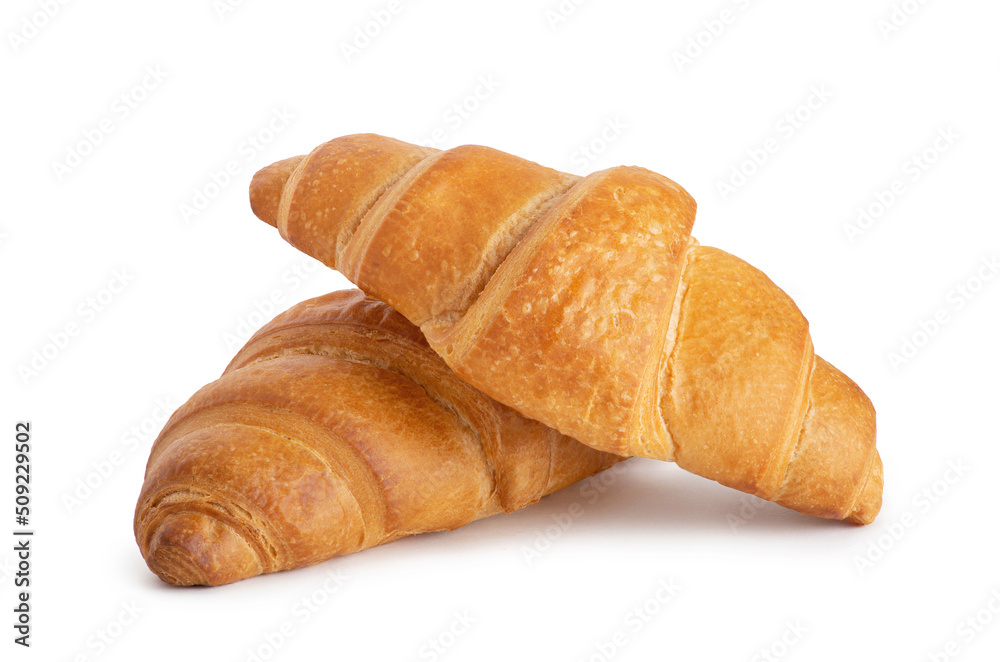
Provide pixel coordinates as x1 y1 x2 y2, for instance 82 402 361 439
249 155 305 228
847 450 884 525
142 511 261 587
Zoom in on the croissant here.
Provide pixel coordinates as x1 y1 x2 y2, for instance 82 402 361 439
250 134 882 524
134 290 621 586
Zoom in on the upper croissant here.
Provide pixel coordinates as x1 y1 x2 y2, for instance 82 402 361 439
250 134 882 524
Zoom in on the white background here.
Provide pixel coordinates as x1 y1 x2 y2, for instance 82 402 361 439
3 0 999 660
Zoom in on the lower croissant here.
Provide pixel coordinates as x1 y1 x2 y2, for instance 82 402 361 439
134 290 622 586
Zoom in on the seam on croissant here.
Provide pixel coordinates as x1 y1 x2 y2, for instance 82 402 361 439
340 150 448 282
758 335 816 499
773 399 815 505
427 171 607 362
283 347 504 514
845 445 879 520
236 326 505 514
642 237 696 460
657 244 698 462
138 480 283 571
276 152 310 241
147 404 388 544
428 174 582 328
212 418 373 548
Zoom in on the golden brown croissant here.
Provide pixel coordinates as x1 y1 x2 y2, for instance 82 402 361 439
250 134 882 525
134 290 621 586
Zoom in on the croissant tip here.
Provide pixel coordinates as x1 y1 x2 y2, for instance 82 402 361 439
846 450 884 526
249 155 305 228
143 511 261 587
